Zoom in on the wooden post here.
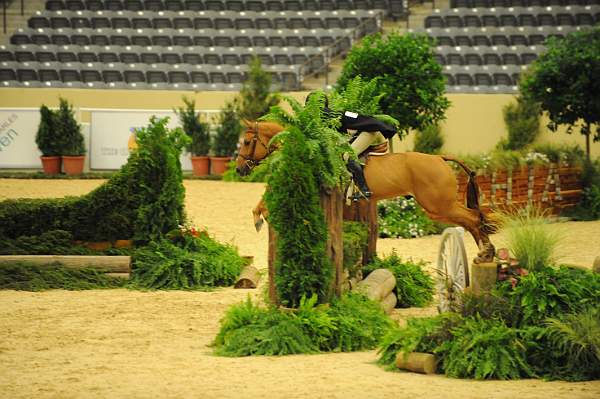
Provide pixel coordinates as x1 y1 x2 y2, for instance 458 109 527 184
268 225 278 304
320 188 344 298
343 199 378 265
471 262 498 295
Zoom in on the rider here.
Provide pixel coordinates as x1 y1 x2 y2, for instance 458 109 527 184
306 91 398 199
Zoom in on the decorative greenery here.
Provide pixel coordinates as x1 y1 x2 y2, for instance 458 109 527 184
500 95 540 151
0 116 189 243
35 105 60 156
342 221 368 276
497 206 562 272
377 313 461 370
0 262 125 291
337 32 450 138
543 308 600 380
214 293 393 356
129 226 244 290
222 160 269 182
56 97 85 156
238 56 279 121
175 96 211 156
497 265 600 327
213 101 242 157
520 26 600 159
438 316 534 380
364 251 434 308
262 94 352 306
377 197 445 238
413 123 444 154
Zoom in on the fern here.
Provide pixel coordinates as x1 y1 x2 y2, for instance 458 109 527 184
439 316 534 380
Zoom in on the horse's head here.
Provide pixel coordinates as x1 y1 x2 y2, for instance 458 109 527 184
235 120 284 176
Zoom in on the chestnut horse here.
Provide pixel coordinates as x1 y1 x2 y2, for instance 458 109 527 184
236 121 496 262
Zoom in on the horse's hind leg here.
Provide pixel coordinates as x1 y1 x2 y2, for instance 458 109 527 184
425 203 495 263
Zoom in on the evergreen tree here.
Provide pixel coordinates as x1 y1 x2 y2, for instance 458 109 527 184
174 96 211 156
213 101 242 157
56 98 85 156
238 56 279 121
35 105 60 156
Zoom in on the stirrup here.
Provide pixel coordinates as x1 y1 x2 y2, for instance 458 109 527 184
351 189 371 202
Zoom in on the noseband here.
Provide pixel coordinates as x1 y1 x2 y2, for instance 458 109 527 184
239 121 272 170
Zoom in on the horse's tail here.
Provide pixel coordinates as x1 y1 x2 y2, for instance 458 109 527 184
442 156 498 234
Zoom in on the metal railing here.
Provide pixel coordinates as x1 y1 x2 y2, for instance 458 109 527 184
296 11 387 90
2 0 25 34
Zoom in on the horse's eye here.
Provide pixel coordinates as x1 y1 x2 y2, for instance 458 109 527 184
243 140 250 145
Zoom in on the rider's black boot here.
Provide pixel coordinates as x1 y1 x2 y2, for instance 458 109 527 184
347 159 372 200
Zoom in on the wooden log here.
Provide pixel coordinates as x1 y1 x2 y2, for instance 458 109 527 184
0 255 131 273
395 352 438 374
380 291 397 314
471 262 497 295
320 188 344 298
356 268 395 302
113 239 133 249
234 265 260 289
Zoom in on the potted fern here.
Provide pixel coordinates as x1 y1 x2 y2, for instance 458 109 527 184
211 101 242 175
57 97 86 175
175 97 211 176
35 105 61 174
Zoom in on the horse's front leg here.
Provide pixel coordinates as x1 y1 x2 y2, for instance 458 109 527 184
252 197 269 232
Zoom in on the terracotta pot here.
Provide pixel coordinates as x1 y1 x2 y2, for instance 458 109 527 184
62 155 85 175
210 156 232 176
191 155 210 176
40 156 61 175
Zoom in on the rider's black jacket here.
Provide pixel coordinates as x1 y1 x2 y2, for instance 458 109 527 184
325 108 397 139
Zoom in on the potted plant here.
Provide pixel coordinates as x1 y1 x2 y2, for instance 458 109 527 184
35 105 61 174
57 97 86 175
211 101 242 176
175 96 211 176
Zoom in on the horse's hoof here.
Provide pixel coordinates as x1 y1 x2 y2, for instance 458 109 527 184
254 219 264 232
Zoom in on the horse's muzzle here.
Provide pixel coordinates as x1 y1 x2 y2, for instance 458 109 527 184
236 164 251 176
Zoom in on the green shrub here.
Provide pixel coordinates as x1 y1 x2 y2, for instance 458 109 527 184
0 230 129 255
377 197 445 238
337 32 449 137
498 206 562 272
438 316 534 380
238 56 279 120
214 293 392 356
56 97 85 156
342 221 368 276
413 123 444 154
0 262 125 291
377 313 461 370
544 308 600 380
326 292 393 351
364 251 434 308
213 101 242 157
222 160 269 182
129 228 244 290
35 105 60 156
453 291 521 328
175 96 211 156
501 95 540 151
496 265 600 327
0 117 188 244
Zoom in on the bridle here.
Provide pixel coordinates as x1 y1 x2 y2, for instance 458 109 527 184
238 121 272 170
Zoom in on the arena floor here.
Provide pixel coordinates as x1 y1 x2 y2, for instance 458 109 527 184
1 179 599 398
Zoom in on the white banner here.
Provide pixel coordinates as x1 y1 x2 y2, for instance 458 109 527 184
90 110 192 171
0 109 41 168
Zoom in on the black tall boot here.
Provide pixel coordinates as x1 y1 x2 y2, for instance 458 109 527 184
347 159 371 200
